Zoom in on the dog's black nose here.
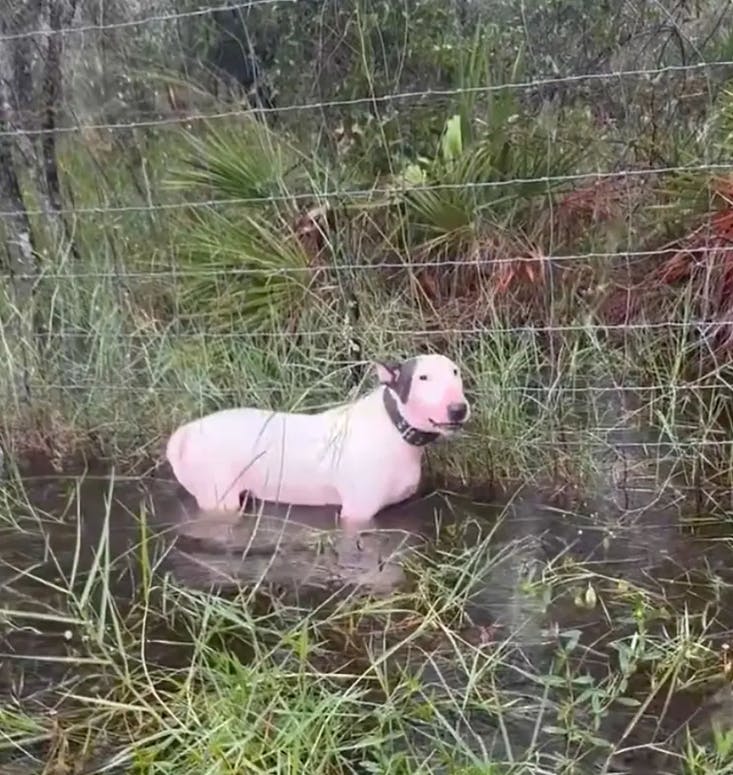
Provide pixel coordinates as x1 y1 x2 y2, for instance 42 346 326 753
447 402 468 423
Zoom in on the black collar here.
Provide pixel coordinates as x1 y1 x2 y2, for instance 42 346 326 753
382 387 439 447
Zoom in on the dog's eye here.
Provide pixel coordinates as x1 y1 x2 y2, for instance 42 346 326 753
419 375 428 381
453 369 458 376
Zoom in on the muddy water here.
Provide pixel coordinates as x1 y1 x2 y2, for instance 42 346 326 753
2 426 733 772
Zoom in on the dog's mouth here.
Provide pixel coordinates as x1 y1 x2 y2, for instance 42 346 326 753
429 419 465 431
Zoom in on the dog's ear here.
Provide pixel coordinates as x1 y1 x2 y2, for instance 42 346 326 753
374 358 417 403
374 360 400 386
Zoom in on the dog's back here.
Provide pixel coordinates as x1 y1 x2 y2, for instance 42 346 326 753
167 404 354 509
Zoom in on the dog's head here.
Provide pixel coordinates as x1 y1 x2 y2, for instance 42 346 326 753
375 353 470 436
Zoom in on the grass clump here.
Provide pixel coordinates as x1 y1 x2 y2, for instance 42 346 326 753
2 473 733 773
4 4 733 773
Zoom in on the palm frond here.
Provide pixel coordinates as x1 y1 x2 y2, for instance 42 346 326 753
168 118 327 329
168 119 313 211
179 207 313 331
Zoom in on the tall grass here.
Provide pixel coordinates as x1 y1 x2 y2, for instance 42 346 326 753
1 471 732 773
2 15 733 497
1 114 733 494
3 5 733 774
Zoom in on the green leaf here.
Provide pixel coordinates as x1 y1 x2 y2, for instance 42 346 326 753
440 114 463 164
401 163 427 186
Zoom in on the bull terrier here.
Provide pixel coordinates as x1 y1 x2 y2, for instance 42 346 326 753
166 354 470 525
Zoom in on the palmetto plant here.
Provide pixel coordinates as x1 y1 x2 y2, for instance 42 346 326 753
391 35 585 302
168 119 327 330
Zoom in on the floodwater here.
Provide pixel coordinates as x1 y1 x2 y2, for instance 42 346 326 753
2 417 733 773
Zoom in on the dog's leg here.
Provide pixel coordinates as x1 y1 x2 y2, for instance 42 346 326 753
339 491 381 526
335 495 383 575
194 475 241 512
219 488 243 511
195 493 219 511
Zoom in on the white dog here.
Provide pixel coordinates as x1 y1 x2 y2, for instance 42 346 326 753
166 354 470 525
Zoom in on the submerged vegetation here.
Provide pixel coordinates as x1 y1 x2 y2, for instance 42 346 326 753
3 0 733 772
3 472 733 774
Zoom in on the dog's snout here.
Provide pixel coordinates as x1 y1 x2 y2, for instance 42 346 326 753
447 402 468 423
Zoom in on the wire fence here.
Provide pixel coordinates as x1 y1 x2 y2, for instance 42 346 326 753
4 60 733 136
0 247 729 279
0 163 732 217
3 0 733 476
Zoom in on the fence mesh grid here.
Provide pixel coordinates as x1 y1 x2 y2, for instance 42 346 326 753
5 2 733 773
2 0 733 495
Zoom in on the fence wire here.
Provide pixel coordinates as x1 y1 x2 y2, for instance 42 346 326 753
2 0 733 470
0 0 294 42
3 60 733 136
0 163 731 218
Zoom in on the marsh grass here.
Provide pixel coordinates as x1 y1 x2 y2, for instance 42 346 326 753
3 107 733 498
4 152 733 773
1 471 733 773
4 13 733 773
3 167 732 481
1 73 732 497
